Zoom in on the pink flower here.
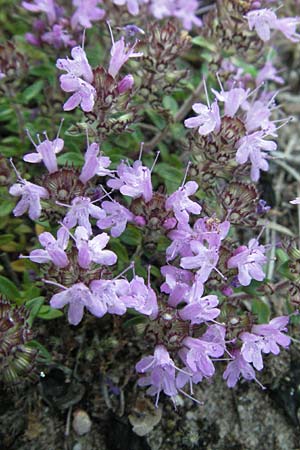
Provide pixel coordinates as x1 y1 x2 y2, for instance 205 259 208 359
108 37 143 78
180 241 219 283
235 131 277 181
9 180 49 221
223 349 257 388
273 17 300 43
173 0 203 30
240 332 264 370
180 334 224 378
212 86 249 118
90 279 130 316
50 282 104 325
57 46 93 83
112 0 148 16
121 275 158 319
135 345 178 406
71 0 105 30
22 0 57 25
251 316 291 355
74 226 117 269
42 24 76 48
160 266 193 307
179 279 220 324
184 101 221 136
79 143 113 184
165 181 201 224
96 201 133 238
27 227 69 268
227 238 266 286
63 196 105 235
107 160 153 202
246 8 277 41
256 61 284 86
23 129 64 174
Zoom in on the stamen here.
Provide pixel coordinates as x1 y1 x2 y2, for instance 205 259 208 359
138 141 144 161
42 279 67 290
178 388 204 405
25 129 37 148
106 20 115 46
203 76 211 108
113 261 135 281
56 200 71 208
56 118 64 140
181 161 191 187
9 158 24 182
82 28 86 50
150 151 160 173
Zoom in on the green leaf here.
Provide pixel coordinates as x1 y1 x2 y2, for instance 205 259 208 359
0 234 14 244
120 225 142 246
252 298 270 324
123 315 147 329
37 305 63 320
162 96 178 115
192 36 216 51
26 296 45 326
22 80 44 102
0 275 20 301
57 152 84 167
27 340 52 362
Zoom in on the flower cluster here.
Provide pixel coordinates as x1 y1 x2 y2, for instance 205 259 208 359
9 0 298 410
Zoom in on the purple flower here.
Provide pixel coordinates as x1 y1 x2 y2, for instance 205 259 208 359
223 349 256 388
165 181 201 224
160 266 193 307
212 86 249 118
112 0 148 16
273 17 300 43
180 334 224 378
180 241 219 283
251 316 291 355
173 0 203 30
256 61 284 86
9 180 49 221
108 37 143 78
150 0 173 19
27 228 69 268
117 74 134 94
107 160 153 202
184 101 221 136
96 201 133 238
60 76 96 112
63 196 105 235
246 8 278 41
240 332 264 370
23 129 64 174
71 0 105 30
179 279 220 324
244 100 273 133
57 46 95 112
57 46 93 83
235 131 277 181
227 238 266 286
135 345 178 405
74 226 117 269
79 143 114 184
121 275 158 319
90 279 130 317
42 24 76 48
50 282 104 325
22 0 57 25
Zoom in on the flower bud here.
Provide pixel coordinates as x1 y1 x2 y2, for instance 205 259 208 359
117 74 134 94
